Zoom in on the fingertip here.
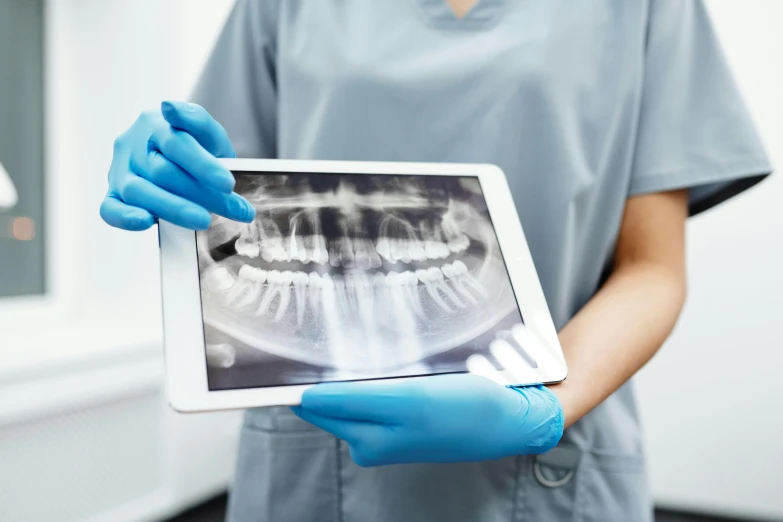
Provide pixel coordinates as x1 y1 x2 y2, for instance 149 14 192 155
238 196 255 222
100 197 155 231
211 170 236 194
160 101 178 121
160 100 198 127
124 209 156 231
178 205 212 230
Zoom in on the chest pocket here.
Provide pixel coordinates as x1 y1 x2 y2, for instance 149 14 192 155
226 407 341 522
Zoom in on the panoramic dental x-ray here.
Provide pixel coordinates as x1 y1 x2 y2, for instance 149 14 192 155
197 172 524 390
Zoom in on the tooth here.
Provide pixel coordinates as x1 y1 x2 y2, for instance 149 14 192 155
308 271 323 311
452 260 489 299
354 272 376 352
369 248 382 268
354 240 372 270
447 234 470 253
312 235 329 265
340 238 356 268
332 274 350 315
205 266 236 293
239 265 267 283
273 271 293 322
416 268 453 313
261 242 288 263
258 217 287 260
401 270 426 319
256 270 281 316
442 262 479 305
376 237 393 262
301 235 315 264
260 247 275 262
274 243 289 262
235 223 260 258
373 272 387 287
329 241 341 267
441 213 470 253
289 232 308 263
373 272 391 324
352 272 372 304
427 266 465 308
293 271 309 326
385 270 401 287
408 239 426 262
424 240 440 260
232 265 267 308
435 242 450 258
394 239 411 264
344 273 359 309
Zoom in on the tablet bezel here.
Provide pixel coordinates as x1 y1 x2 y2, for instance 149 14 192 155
159 159 567 412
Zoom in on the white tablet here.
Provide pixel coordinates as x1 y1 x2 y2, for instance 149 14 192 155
159 159 567 412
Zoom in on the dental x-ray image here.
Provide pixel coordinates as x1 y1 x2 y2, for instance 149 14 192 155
196 172 525 390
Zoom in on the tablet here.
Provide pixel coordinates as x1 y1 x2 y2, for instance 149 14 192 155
159 159 567 412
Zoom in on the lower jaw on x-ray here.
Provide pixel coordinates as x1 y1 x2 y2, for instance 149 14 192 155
196 172 524 390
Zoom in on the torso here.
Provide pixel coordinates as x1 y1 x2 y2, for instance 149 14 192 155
208 2 657 521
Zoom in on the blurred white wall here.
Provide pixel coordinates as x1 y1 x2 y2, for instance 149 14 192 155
0 0 779 521
636 1 783 520
0 2 239 522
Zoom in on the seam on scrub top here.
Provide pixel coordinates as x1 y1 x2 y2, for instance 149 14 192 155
510 454 523 522
573 454 586 522
335 438 344 522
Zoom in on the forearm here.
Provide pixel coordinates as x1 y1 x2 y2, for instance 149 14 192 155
549 261 687 428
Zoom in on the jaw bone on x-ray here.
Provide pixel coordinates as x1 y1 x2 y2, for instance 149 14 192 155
197 172 523 390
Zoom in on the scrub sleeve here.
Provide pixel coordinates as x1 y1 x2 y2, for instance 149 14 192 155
629 1 771 212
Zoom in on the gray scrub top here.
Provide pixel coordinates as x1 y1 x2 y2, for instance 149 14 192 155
192 1 772 521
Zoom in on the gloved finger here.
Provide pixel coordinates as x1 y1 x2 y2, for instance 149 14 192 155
141 151 254 223
489 339 541 385
299 380 414 424
508 323 563 370
291 406 379 442
119 175 212 230
99 194 156 231
465 354 511 385
148 121 235 194
160 101 235 158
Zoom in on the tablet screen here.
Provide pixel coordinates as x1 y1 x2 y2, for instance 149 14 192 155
196 172 524 390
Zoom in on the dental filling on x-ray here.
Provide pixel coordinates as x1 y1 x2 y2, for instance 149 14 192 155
197 172 525 390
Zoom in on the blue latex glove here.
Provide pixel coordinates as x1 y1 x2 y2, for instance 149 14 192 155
100 101 255 231
292 374 564 467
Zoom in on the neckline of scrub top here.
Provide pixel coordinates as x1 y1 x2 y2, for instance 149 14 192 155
413 0 507 30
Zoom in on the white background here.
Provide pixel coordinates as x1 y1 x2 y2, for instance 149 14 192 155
0 1 780 521
635 1 783 519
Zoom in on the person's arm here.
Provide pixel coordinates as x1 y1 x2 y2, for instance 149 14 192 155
551 188 689 427
293 190 689 467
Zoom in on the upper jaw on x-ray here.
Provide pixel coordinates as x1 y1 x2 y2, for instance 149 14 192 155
198 173 519 380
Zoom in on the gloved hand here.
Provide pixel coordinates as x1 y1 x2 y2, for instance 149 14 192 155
100 101 255 231
293 374 564 467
